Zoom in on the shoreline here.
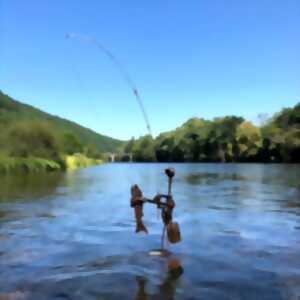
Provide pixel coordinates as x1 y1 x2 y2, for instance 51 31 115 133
0 154 103 175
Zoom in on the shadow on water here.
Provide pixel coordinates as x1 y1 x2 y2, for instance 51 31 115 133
0 172 65 202
181 165 300 214
183 164 300 190
184 172 248 186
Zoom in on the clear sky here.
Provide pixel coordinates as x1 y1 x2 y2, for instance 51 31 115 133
1 0 300 140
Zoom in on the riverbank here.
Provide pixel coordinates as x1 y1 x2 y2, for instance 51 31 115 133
64 154 103 170
0 154 103 175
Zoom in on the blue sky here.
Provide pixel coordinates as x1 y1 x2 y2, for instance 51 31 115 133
1 0 300 140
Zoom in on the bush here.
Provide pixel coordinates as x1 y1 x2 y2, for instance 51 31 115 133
4 121 60 160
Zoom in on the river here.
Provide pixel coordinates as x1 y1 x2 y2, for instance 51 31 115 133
0 163 300 300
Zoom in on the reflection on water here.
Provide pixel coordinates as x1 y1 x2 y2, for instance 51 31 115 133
134 275 177 300
185 172 248 185
0 163 300 299
134 254 183 300
0 172 65 202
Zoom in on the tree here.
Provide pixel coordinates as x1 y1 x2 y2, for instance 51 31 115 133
124 137 135 153
122 102 300 163
236 122 262 161
61 132 83 155
132 135 155 162
6 121 60 159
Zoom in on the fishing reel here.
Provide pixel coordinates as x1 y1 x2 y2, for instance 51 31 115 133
130 168 181 248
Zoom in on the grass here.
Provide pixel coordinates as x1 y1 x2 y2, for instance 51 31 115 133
0 155 61 175
0 153 103 175
64 153 103 170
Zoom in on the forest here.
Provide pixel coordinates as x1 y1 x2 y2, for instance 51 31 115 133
1 89 299 175
122 102 300 163
0 91 123 173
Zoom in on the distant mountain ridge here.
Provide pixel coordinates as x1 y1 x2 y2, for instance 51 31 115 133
0 90 123 153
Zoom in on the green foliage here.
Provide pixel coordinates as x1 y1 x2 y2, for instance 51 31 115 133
274 103 300 129
3 121 60 160
124 103 300 163
1 90 299 165
0 90 122 174
0 90 123 154
132 135 156 162
64 154 102 169
0 155 61 175
60 132 84 155
124 137 135 153
236 122 262 161
84 144 103 159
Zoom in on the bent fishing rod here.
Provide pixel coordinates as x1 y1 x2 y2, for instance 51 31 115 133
66 33 152 136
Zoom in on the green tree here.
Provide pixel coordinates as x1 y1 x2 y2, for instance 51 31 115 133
132 135 155 162
236 121 262 161
6 121 60 159
61 132 83 155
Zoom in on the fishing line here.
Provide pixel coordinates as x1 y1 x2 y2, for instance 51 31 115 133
66 33 152 136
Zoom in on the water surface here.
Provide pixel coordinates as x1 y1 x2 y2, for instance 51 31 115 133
0 164 300 300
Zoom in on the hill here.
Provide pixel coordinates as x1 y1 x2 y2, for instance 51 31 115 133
0 90 123 154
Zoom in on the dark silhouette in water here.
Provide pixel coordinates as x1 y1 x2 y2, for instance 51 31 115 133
134 255 183 300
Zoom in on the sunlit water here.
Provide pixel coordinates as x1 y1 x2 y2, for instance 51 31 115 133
0 163 300 300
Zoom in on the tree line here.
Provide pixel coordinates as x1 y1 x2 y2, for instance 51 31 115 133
0 90 122 161
122 102 300 163
0 91 112 173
